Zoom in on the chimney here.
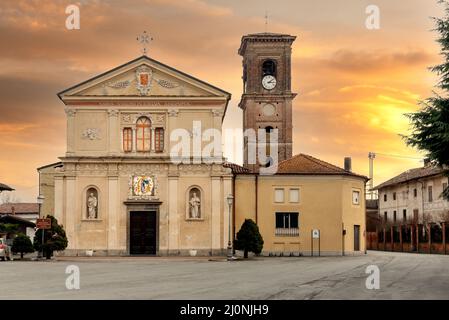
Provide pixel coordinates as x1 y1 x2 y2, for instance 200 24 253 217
344 157 352 172
424 158 431 167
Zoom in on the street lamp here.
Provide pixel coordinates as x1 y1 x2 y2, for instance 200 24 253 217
226 194 234 261
36 195 45 260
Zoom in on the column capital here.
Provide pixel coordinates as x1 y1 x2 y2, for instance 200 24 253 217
211 109 224 117
108 109 119 117
168 109 179 117
65 107 76 117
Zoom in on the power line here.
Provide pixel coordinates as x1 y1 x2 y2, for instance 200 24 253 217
374 152 424 160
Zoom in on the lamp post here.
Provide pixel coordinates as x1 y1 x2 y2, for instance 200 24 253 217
36 195 45 260
226 194 234 261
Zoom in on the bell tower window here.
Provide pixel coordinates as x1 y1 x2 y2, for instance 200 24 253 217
262 59 276 77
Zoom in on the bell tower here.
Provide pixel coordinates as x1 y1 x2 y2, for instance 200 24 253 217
238 33 296 172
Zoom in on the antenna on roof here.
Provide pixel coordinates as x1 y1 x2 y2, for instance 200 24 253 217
368 152 376 200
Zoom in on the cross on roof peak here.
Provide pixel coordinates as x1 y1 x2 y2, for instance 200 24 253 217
136 31 153 55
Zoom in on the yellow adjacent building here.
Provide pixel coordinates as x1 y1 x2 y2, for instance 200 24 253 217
229 154 368 256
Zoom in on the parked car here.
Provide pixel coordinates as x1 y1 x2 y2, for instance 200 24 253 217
0 238 13 261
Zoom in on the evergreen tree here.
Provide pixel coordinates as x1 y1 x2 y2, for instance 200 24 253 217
33 215 68 259
12 233 34 259
234 219 264 258
0 223 19 236
405 0 449 200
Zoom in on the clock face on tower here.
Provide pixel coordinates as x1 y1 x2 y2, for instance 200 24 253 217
262 75 276 90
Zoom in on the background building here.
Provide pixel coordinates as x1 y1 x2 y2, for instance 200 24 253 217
375 162 449 224
0 203 38 238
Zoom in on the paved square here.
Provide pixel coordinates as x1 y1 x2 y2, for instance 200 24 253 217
1 251 449 299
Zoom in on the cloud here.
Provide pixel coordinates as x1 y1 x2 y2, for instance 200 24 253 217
0 0 442 202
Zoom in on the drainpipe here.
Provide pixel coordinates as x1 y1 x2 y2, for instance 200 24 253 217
255 174 258 224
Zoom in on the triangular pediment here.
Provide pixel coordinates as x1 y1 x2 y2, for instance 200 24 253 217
58 56 230 100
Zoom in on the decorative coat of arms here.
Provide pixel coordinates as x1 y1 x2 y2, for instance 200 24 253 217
135 66 153 95
132 175 155 196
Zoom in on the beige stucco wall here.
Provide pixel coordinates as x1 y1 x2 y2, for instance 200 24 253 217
341 178 366 254
37 163 60 218
54 99 232 256
235 174 366 256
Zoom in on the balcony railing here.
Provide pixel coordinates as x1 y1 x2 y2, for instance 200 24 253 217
275 228 299 237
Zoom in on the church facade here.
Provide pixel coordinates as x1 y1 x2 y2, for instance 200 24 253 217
54 55 233 256
39 32 368 257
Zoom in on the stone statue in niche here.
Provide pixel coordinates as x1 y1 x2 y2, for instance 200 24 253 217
189 189 201 219
87 191 98 219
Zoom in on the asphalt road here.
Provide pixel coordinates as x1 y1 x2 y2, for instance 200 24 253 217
1 251 448 300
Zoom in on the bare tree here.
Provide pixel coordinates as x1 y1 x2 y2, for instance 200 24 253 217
0 192 21 205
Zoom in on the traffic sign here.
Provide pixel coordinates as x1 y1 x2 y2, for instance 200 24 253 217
36 218 51 229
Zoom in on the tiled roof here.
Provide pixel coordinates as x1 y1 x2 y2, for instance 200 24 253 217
223 162 251 174
276 154 368 180
0 214 36 227
0 203 39 214
0 183 14 191
374 165 446 190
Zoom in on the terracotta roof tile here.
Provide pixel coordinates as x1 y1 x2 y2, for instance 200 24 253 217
0 183 14 191
276 154 368 180
0 203 39 214
374 165 446 190
223 162 251 174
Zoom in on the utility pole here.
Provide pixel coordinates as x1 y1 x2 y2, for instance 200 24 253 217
368 152 376 200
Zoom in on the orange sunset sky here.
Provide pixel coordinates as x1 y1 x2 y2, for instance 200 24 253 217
0 0 444 203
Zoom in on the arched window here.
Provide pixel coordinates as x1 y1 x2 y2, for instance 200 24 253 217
123 127 133 152
136 117 151 152
265 126 274 167
86 188 99 219
262 60 276 77
155 128 164 152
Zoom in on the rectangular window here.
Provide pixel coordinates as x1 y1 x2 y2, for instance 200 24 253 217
289 189 299 203
428 186 433 202
275 212 299 236
155 128 164 152
384 194 387 202
402 190 408 200
393 211 397 222
403 209 407 221
123 128 133 152
413 209 419 222
384 212 388 222
274 188 284 203
276 213 297 228
352 190 360 205
443 182 448 194
414 188 417 198
393 192 396 200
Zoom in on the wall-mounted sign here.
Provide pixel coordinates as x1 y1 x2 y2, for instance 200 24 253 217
312 229 320 239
